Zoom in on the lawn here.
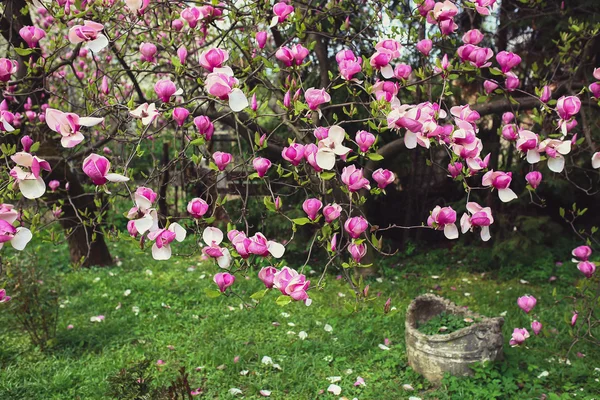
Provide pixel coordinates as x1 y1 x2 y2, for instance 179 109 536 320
0 240 599 399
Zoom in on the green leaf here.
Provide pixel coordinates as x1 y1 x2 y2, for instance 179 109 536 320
250 289 269 300
29 142 40 153
275 295 292 306
263 196 275 212
14 47 34 56
292 217 311 226
320 172 335 180
367 153 384 161
190 138 205 146
204 288 222 298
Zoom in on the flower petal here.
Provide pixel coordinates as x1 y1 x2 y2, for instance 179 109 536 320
228 88 249 112
19 177 46 199
443 224 459 240
105 173 130 182
152 243 172 260
267 241 285 258
11 227 32 250
316 150 335 170
203 227 223 246
86 35 109 53
498 188 518 203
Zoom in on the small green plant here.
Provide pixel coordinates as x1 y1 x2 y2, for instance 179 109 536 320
106 359 156 400
418 312 480 335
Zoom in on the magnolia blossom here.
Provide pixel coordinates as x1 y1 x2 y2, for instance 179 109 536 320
496 51 521 73
416 39 433 56
125 0 150 13
460 202 494 241
82 153 129 186
427 206 458 239
68 21 108 52
0 219 32 252
273 266 310 301
19 26 46 48
355 130 375 153
0 204 19 223
349 242 367 263
172 107 189 126
276 44 309 67
272 2 294 26
46 108 104 148
0 289 11 303
337 50 362 80
213 152 232 171
147 223 186 260
323 203 341 223
593 152 600 169
202 227 232 268
187 198 209 218
372 168 394 189
140 43 157 62
194 116 214 140
128 187 159 235
536 139 571 172
516 130 540 164
517 295 537 314
303 144 322 172
130 103 159 126
199 48 229 72
341 165 370 192
457 44 494 68
205 67 248 112
344 216 368 239
316 125 351 170
10 152 51 199
577 261 596 278
482 170 518 202
214 272 235 292
302 198 322 221
462 29 484 45
556 96 581 120
305 88 330 111
154 79 182 102
253 157 272 177
525 171 542 189
258 266 278 288
0 58 18 82
531 321 542 336
509 328 529 347
282 143 305 166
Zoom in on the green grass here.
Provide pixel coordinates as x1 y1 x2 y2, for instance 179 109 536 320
0 240 599 399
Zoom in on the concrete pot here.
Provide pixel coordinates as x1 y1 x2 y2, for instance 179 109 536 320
405 294 504 384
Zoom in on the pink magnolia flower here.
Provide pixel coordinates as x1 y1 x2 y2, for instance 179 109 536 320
505 72 520 91
125 0 150 13
0 58 18 82
202 227 232 268
450 105 480 123
448 162 463 178
253 157 272 177
460 202 494 241
594 67 600 81
589 82 600 99
517 295 537 314
474 0 497 15
303 198 323 221
140 43 157 62
525 171 542 189
394 64 412 80
173 108 189 126
187 198 209 218
127 220 138 237
273 266 310 301
427 206 458 239
82 153 129 186
540 85 552 103
372 81 399 102
577 261 596 278
571 312 578 327
19 26 46 48
0 204 19 224
0 289 11 303
313 127 329 140
516 130 540 164
256 31 267 49
349 242 367 263
46 108 104 148
193 116 214 140
572 245 592 261
372 168 394 189
418 0 435 16
10 152 51 199
276 44 309 67
341 165 370 192
537 139 571 173
502 112 515 124
48 180 60 191
282 143 305 166
199 48 229 72
531 320 542 335
482 170 517 203
212 152 232 171
181 7 201 28
502 124 518 141
251 94 258 111
303 143 322 172
154 79 182 103
496 51 521 73
205 67 248 112
0 220 32 252
375 39 402 58
483 80 499 94
68 21 108 52
323 203 341 223
355 130 375 153
259 266 278 288
214 272 235 293
177 46 188 65
130 103 159 126
370 51 394 78
246 232 285 259
172 19 184 31
100 76 110 95
462 29 484 45
416 39 433 56
509 328 529 347
338 54 362 80
305 88 330 111
330 233 338 252
272 2 294 25
556 96 581 120
147 223 186 260
457 44 494 68
344 216 368 239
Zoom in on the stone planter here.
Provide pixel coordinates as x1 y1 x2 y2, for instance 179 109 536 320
405 294 504 384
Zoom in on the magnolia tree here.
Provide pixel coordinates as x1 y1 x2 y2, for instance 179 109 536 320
0 0 599 351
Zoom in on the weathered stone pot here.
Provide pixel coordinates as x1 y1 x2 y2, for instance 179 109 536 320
405 294 504 384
